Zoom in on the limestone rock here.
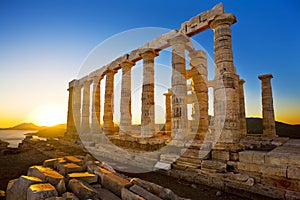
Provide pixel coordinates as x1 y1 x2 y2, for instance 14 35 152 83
102 172 132 196
62 192 79 200
27 183 58 200
28 166 64 185
68 172 98 184
121 188 145 200
6 175 43 200
68 179 98 200
57 163 82 176
131 178 178 200
129 185 162 200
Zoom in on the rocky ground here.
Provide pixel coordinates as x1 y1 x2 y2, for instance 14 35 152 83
0 137 248 200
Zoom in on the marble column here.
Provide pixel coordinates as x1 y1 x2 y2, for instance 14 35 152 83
210 13 241 143
189 50 209 140
120 60 135 136
73 81 82 134
103 68 117 134
91 76 103 133
168 35 189 140
258 74 277 137
81 80 92 133
140 49 159 137
66 80 76 137
163 89 172 133
239 79 247 136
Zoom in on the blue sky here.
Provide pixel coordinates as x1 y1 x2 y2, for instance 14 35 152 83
0 0 299 127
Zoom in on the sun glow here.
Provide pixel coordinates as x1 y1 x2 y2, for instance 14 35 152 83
29 105 66 127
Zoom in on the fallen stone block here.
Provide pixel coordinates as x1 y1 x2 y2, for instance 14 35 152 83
27 183 58 200
212 150 229 161
6 175 43 200
94 166 112 183
28 166 64 185
131 178 178 200
64 156 83 165
238 151 254 163
237 162 262 173
68 179 98 200
55 179 66 195
129 185 162 200
201 160 226 173
68 172 98 184
154 162 171 170
97 188 121 200
43 158 59 168
62 192 79 200
102 172 132 196
54 158 67 170
121 188 145 200
57 163 82 176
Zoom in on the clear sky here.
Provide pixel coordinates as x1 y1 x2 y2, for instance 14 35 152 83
0 0 299 127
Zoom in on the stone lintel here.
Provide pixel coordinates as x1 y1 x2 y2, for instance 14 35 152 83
258 74 273 80
179 3 224 36
78 75 89 86
68 79 77 88
209 13 237 29
107 54 130 71
188 49 207 59
167 34 190 46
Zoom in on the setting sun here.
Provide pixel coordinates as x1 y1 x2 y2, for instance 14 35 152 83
29 105 66 127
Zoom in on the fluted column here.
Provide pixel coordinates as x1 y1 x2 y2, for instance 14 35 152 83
66 80 76 137
189 50 209 140
91 76 103 133
103 68 117 134
73 81 82 133
163 89 172 133
168 35 189 140
81 80 92 133
210 13 241 143
140 49 159 137
120 60 135 136
258 74 277 137
239 79 247 135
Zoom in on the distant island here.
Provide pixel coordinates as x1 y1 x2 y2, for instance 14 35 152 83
0 123 45 130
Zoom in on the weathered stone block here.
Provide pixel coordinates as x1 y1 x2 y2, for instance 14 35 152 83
27 166 64 185
265 153 289 166
201 160 226 173
57 163 82 176
261 165 287 178
102 172 132 196
68 172 98 184
252 151 266 165
55 179 66 195
68 179 98 200
94 166 112 183
121 188 145 200
27 183 58 200
159 154 179 163
62 192 79 200
285 191 300 200
154 162 171 170
238 151 253 163
129 185 162 200
97 188 121 200
43 158 59 168
64 156 83 165
288 167 300 180
212 150 229 161
237 162 262 173
261 176 300 191
6 175 43 200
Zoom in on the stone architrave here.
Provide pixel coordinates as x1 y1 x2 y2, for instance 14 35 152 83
103 68 117 134
258 74 277 137
120 60 135 136
140 48 159 137
163 89 172 133
239 79 247 135
168 35 189 140
66 80 76 136
189 50 209 140
91 75 103 133
81 80 92 133
73 81 82 134
210 13 241 144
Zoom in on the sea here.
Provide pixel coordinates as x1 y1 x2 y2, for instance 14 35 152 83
0 130 39 148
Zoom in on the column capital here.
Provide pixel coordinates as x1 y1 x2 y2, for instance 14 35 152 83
188 50 207 59
103 67 117 75
119 60 135 69
167 34 190 46
258 74 273 81
209 13 237 29
239 79 246 85
68 79 77 88
139 48 159 58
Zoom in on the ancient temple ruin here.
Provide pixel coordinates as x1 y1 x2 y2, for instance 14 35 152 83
65 4 300 199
